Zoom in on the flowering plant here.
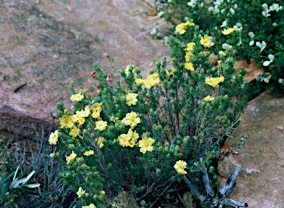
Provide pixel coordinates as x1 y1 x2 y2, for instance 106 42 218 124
49 22 248 207
157 0 284 95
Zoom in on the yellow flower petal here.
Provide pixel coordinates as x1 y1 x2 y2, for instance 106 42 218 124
83 150 95 156
66 151 77 164
205 75 225 88
200 35 211 48
135 78 143 85
174 160 187 175
49 130 58 145
126 93 138 106
203 95 214 101
95 121 107 131
76 187 85 198
222 28 235 35
70 93 84 102
138 137 155 154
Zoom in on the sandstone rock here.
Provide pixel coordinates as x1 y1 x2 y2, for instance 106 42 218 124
0 0 169 141
234 59 265 83
218 91 284 208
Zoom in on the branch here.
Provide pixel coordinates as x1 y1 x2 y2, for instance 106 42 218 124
182 176 207 202
218 164 242 198
200 164 215 197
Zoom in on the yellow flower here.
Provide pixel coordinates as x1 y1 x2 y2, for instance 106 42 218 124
82 204 96 208
97 136 104 149
70 93 84 102
135 78 143 85
166 68 175 76
83 150 94 156
121 112 141 129
76 187 85 198
76 106 90 117
187 42 195 51
59 115 75 128
125 64 134 77
95 121 107 131
91 111 101 119
118 133 130 147
203 95 214 101
205 75 225 88
77 116 85 125
49 130 58 145
118 129 139 148
91 103 102 119
185 62 194 71
144 73 160 89
66 151 77 164
174 160 187 175
222 27 235 35
126 93 138 106
91 103 102 112
127 129 139 147
69 125 80 137
175 20 195 34
200 35 211 48
138 137 155 154
101 190 105 195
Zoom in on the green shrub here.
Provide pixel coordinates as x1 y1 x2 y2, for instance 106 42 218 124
157 0 284 95
50 22 248 207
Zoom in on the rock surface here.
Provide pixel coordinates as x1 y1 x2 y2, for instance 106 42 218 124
0 0 169 140
218 91 284 208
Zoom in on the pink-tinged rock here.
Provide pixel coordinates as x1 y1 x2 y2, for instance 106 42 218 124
218 91 284 208
0 1 169 140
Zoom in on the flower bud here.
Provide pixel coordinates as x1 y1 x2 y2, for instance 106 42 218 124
68 144 75 149
76 157 84 163
156 169 161 175
91 71 97 79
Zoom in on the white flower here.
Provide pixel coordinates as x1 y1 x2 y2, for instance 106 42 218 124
208 36 215 46
237 37 242 46
261 4 271 17
208 6 220 14
279 78 284 84
270 3 282 12
234 23 242 31
273 22 278 27
213 0 223 6
158 11 164 17
256 41 266 52
248 32 254 46
220 19 227 27
263 54 275 66
257 73 272 83
234 4 238 9
230 8 235 14
187 0 197 7
262 3 269 10
262 10 271 17
248 32 254 38
222 43 230 50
